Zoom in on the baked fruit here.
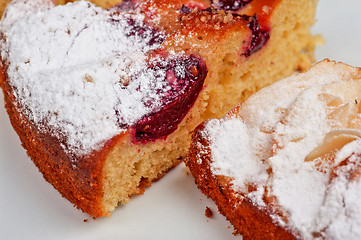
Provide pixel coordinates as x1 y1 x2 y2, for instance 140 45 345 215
0 0 318 217
186 60 361 239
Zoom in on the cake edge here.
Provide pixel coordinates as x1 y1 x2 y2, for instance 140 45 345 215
185 122 296 240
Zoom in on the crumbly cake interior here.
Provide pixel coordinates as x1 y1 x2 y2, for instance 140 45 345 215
0 0 319 216
102 107 205 210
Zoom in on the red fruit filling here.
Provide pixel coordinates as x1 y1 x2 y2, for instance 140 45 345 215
113 0 135 12
110 1 267 143
211 0 253 11
132 55 208 143
180 4 194 14
110 10 208 143
240 14 269 57
181 5 269 57
123 17 166 47
110 15 165 48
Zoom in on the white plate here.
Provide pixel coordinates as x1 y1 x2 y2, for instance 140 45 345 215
1 0 361 239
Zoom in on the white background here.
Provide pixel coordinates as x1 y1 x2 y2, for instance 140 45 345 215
1 0 361 239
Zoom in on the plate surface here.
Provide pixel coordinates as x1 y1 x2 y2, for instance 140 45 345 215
1 0 361 239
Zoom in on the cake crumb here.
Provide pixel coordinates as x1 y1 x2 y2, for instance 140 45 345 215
262 5 271 15
83 219 88 222
84 73 93 83
205 206 213 218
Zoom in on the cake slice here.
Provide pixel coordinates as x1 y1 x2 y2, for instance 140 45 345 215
186 60 361 239
0 0 318 217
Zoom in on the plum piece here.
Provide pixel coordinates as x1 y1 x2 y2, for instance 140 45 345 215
112 0 135 12
123 17 166 47
211 0 253 11
133 55 208 143
241 14 269 57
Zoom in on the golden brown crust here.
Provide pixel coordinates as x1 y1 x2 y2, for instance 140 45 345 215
0 0 11 18
0 61 111 217
0 1 112 216
1 60 183 217
185 123 295 240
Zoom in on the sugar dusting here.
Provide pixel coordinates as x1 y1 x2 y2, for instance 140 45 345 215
203 117 269 193
203 61 361 239
0 0 175 155
313 143 361 239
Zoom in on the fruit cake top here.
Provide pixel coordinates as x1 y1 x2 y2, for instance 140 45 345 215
0 0 207 156
199 60 361 239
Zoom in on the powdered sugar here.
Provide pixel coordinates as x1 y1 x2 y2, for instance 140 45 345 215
204 117 269 193
202 60 361 239
0 0 172 155
313 150 361 239
269 85 331 233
